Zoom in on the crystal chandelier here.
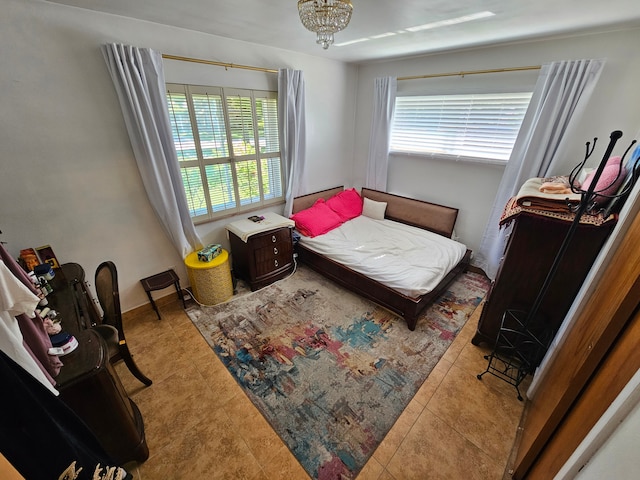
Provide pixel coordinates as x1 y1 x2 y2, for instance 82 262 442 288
298 0 353 50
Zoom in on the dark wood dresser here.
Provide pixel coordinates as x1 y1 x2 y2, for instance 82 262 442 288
229 226 294 291
51 265 149 465
55 330 148 465
472 210 616 347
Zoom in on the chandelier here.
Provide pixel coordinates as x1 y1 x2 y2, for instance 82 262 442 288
298 0 353 50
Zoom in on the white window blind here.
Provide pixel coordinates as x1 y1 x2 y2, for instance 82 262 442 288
166 84 283 222
391 92 533 164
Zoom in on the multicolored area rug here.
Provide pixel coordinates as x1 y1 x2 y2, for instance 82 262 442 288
187 265 489 479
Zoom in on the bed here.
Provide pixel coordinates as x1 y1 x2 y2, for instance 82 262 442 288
292 186 472 330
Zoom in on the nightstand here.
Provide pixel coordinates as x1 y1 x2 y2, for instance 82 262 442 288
226 213 295 291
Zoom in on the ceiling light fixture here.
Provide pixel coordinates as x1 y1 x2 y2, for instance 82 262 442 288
298 0 353 50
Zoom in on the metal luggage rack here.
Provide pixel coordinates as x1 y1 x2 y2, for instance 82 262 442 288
477 309 553 401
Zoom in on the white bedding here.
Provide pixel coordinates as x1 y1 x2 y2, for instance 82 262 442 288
298 215 467 298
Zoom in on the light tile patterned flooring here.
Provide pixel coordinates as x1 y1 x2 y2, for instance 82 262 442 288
117 284 528 480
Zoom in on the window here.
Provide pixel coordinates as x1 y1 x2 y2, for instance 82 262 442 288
390 92 532 164
166 84 282 222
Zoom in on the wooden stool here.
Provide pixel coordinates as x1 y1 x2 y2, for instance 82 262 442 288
140 269 185 319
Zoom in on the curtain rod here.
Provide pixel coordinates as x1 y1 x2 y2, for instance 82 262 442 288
162 54 278 74
161 54 539 79
398 65 541 81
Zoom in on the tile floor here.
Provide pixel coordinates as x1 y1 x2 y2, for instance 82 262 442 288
116 280 528 480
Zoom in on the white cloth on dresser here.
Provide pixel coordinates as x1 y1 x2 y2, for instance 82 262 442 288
226 211 295 242
0 261 59 395
299 215 467 298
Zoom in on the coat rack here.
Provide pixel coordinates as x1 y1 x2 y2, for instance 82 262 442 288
478 130 638 400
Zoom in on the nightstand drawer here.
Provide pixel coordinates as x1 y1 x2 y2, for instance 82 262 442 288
249 228 291 249
255 253 293 278
254 236 292 278
255 241 292 261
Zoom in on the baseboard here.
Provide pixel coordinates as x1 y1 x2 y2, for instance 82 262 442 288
503 400 530 479
467 264 488 277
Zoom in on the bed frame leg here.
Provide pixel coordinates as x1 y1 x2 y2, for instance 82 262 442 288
407 317 417 331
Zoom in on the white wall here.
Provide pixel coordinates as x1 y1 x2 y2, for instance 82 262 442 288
553 367 640 479
352 28 640 256
576 400 640 479
0 0 356 310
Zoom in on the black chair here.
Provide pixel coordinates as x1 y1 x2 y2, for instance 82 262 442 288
94 261 152 386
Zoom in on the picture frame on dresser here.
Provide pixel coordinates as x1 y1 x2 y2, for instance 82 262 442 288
35 244 60 269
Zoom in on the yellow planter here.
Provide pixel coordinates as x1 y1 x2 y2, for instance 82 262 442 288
184 249 233 305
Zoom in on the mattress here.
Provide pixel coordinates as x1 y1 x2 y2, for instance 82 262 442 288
298 215 467 298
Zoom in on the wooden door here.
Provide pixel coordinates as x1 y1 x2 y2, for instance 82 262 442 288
512 210 640 478
526 305 640 477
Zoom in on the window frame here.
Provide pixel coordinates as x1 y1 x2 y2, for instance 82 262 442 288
390 91 533 166
166 83 283 224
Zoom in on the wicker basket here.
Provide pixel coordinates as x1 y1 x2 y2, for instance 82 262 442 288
184 249 233 305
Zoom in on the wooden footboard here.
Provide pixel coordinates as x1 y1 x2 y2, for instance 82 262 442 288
292 186 470 330
297 245 471 330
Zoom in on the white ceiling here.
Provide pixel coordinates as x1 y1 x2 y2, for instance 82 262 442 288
46 0 640 63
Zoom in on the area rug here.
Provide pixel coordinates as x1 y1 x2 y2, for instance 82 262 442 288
187 265 489 479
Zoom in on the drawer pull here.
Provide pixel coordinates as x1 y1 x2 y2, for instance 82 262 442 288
274 260 279 267
272 235 276 243
273 247 278 255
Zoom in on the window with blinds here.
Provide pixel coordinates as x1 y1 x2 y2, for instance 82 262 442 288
390 92 533 164
166 84 282 222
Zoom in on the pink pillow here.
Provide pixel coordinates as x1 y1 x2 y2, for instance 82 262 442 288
290 199 344 237
581 156 627 201
325 188 363 221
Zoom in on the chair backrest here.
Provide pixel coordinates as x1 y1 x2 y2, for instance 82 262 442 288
61 262 102 330
94 261 124 336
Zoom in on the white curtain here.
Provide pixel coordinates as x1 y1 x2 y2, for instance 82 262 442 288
475 59 605 279
102 43 202 259
365 77 397 191
278 69 307 218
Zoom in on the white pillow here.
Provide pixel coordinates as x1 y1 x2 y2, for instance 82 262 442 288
362 197 387 220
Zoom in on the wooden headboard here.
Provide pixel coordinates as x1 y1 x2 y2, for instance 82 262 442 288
291 186 459 238
361 188 459 238
292 186 344 213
